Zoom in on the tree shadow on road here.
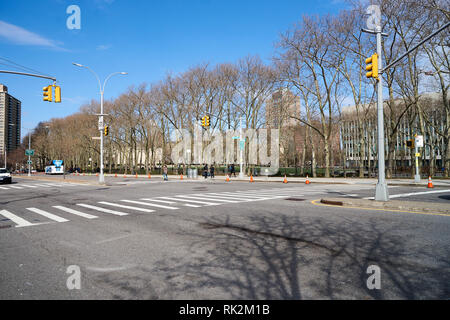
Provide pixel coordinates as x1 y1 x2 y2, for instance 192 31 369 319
147 212 450 299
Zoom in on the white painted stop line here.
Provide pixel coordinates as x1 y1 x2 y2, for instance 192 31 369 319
364 189 450 200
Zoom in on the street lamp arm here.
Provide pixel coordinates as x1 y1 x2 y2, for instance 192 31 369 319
78 64 102 94
102 72 127 92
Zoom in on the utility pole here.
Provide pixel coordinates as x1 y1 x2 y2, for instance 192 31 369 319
363 33 389 200
239 116 244 179
362 7 449 201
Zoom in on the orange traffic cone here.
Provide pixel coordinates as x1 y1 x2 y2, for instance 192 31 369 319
180 174 183 180
427 176 434 188
124 174 127 178
148 174 151 179
115 173 117 178
226 175 230 182
250 175 254 183
135 173 138 178
283 175 288 184
305 175 310 185
95 173 98 177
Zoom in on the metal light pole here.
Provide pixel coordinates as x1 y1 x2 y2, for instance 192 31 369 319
73 63 127 184
27 130 31 176
239 116 244 179
374 26 389 201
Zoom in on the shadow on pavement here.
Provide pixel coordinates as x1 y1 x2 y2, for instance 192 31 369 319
145 214 450 299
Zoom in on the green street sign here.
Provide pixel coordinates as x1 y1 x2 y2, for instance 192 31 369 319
27 160 32 165
25 149 35 156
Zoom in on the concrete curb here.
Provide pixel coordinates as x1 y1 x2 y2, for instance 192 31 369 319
320 198 450 214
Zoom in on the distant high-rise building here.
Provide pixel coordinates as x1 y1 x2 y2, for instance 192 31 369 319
265 89 300 128
0 84 21 155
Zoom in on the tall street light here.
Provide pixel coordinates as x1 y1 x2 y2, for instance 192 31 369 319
72 63 127 184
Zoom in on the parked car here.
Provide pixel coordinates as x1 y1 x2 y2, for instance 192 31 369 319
0 168 12 184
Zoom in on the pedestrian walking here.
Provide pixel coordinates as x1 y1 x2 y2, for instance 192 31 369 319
210 164 215 179
163 165 168 181
231 164 236 177
203 164 208 179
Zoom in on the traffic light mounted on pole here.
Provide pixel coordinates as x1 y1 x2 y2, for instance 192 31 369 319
104 126 109 136
365 53 379 80
54 85 61 103
201 115 210 128
43 85 53 102
43 84 62 103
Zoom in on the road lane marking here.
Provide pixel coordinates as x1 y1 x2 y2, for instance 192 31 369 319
53 206 98 219
98 201 155 213
32 184 51 188
363 189 450 200
0 209 36 227
20 184 38 188
26 208 70 223
158 196 221 206
122 200 179 210
311 199 450 217
0 186 9 190
77 204 129 216
8 186 23 189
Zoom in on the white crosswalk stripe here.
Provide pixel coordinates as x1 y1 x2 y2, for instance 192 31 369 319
158 196 221 206
140 199 177 204
0 209 36 227
26 208 70 223
0 186 9 190
98 201 155 213
77 204 129 216
19 184 38 188
188 194 241 203
8 186 23 189
124 199 179 210
53 206 98 219
184 204 202 208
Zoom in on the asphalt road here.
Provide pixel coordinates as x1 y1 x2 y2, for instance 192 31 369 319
1 177 449 299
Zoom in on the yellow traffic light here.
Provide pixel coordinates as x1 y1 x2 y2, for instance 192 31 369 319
201 116 206 127
104 126 109 136
54 85 61 103
43 85 53 102
365 54 378 79
205 116 210 127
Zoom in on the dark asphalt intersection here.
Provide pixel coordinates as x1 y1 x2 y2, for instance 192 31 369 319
0 177 449 299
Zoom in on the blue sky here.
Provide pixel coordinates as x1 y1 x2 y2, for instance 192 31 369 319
0 0 349 138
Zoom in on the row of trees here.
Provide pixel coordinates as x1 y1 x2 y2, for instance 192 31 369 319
12 0 449 177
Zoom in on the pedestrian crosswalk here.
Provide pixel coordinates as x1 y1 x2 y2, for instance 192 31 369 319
0 186 366 230
0 182 94 192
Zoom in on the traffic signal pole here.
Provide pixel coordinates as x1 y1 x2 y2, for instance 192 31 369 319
374 27 389 201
